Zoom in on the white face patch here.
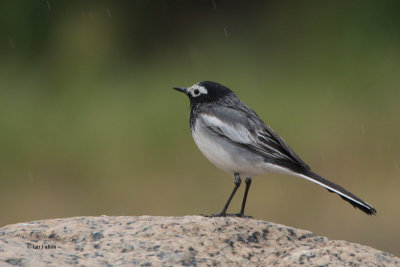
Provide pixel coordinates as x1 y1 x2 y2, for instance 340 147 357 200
187 84 208 98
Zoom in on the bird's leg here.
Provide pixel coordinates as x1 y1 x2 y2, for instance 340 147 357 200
209 173 241 217
238 177 252 217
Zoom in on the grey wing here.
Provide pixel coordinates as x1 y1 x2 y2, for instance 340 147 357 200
200 104 377 215
254 122 310 170
200 104 310 171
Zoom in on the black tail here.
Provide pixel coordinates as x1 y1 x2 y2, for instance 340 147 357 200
298 170 376 215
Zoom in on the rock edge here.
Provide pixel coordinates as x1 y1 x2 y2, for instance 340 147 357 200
0 216 398 266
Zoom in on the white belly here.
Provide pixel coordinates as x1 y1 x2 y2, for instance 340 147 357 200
192 119 284 177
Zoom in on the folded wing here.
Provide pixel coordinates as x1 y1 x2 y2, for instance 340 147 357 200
199 105 376 215
199 105 310 171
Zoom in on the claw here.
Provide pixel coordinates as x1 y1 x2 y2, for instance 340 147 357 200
201 213 252 219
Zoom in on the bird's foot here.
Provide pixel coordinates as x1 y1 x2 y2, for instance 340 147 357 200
201 212 225 218
201 212 253 219
227 213 253 219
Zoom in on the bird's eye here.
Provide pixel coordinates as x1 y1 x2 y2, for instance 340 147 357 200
193 89 200 96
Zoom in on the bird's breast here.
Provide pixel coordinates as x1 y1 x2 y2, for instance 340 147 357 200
191 118 268 177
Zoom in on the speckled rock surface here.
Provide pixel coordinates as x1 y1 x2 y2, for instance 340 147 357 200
0 216 398 266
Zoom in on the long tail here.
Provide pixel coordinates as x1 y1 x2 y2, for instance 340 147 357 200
296 170 376 215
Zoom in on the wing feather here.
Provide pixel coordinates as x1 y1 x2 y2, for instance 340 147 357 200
194 102 376 215
199 105 310 171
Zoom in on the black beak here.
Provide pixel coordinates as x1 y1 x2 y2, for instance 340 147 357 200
173 87 187 93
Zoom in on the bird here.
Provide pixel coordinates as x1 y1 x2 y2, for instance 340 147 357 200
173 81 376 217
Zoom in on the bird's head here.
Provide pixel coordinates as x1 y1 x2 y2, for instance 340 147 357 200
173 81 234 105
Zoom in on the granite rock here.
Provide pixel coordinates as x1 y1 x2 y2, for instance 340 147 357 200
0 216 398 266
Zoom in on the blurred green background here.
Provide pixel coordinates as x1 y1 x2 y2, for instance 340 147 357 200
1 0 399 256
